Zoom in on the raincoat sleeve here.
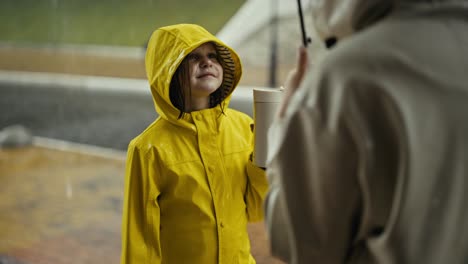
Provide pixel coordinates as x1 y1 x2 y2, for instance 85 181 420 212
244 119 269 223
121 141 162 264
245 159 268 222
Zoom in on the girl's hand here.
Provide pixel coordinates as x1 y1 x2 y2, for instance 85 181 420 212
277 46 309 118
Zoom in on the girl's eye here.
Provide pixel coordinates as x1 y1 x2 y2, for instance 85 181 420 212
188 54 200 61
208 53 218 60
187 52 218 62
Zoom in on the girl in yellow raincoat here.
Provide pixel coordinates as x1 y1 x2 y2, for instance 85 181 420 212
120 24 268 264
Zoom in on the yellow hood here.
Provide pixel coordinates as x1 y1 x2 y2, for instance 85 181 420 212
145 24 242 125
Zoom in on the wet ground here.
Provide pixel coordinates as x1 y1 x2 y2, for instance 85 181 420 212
0 146 124 264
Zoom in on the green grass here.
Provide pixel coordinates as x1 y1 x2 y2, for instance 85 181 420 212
0 0 245 47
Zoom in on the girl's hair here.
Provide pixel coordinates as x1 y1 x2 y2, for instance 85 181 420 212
169 43 226 119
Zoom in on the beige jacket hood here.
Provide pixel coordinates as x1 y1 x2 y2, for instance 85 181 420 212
309 0 467 42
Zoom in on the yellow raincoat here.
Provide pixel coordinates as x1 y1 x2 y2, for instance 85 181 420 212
121 24 268 264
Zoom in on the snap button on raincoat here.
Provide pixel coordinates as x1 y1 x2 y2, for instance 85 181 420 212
121 24 268 264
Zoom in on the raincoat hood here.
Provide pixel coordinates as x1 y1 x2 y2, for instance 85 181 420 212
145 24 242 125
309 0 467 43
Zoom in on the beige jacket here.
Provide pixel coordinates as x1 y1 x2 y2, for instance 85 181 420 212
265 1 468 263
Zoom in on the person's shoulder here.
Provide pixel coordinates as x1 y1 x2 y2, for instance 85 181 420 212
128 118 168 152
321 18 404 75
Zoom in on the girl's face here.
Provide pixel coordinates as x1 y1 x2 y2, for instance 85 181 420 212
185 43 223 100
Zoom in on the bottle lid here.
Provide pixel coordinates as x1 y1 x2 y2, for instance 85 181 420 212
253 87 283 102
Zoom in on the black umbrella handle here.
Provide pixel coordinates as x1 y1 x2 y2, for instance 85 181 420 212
297 0 310 47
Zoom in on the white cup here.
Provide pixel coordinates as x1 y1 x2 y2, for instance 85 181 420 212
253 87 283 168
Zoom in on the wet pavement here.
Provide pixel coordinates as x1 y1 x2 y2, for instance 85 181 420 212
0 146 125 264
0 80 155 151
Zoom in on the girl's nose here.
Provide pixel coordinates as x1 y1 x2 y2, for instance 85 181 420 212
200 56 212 68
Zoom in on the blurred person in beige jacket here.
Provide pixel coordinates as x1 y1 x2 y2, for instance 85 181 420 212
264 0 468 263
